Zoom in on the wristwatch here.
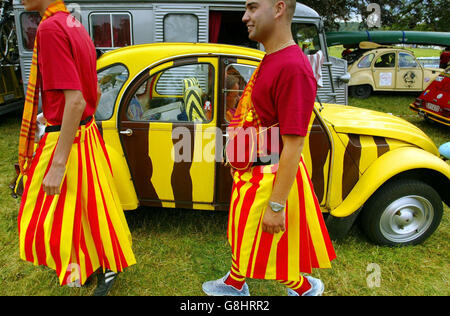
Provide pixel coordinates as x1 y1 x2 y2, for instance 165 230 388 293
269 201 285 213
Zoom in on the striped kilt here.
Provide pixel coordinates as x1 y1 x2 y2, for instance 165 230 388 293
18 120 136 286
227 157 336 281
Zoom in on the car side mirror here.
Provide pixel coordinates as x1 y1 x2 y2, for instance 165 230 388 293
339 73 351 83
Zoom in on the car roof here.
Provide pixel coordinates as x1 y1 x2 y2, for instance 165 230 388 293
363 47 415 55
97 42 265 72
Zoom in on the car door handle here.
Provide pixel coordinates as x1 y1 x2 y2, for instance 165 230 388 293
120 128 133 136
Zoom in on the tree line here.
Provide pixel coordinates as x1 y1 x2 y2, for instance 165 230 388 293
300 0 449 32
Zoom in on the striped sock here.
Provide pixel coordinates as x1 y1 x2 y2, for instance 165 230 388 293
224 257 246 290
279 275 312 295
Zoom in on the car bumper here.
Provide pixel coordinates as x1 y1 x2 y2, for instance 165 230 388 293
409 104 450 126
0 99 24 116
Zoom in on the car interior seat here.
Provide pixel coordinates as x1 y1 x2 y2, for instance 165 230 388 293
182 78 207 122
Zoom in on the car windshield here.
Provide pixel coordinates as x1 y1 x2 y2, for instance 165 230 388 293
292 23 321 55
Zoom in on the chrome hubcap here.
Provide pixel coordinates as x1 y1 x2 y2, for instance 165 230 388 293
380 195 434 243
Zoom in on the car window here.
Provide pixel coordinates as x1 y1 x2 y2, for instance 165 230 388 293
96 64 129 121
358 53 374 68
374 53 396 68
224 64 256 123
399 52 418 68
126 63 214 123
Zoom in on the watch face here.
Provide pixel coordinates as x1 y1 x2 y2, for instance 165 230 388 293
269 202 284 212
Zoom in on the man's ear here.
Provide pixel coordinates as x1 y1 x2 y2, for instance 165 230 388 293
274 0 287 19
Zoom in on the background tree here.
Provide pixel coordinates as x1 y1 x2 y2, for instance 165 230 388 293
299 0 449 32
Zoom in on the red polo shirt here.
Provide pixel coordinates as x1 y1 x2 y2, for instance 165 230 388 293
252 45 317 154
37 11 98 125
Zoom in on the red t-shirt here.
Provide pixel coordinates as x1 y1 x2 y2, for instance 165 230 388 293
37 11 97 125
441 51 450 66
252 45 317 154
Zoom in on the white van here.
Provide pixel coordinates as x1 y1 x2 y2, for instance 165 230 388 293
13 0 349 104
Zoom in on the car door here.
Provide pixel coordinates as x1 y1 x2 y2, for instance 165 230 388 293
373 51 396 90
215 56 260 208
215 56 333 209
118 56 219 210
396 52 423 91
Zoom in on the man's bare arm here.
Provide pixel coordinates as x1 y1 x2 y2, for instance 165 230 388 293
42 90 86 195
262 134 305 234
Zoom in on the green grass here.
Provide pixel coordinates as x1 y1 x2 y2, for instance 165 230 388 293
0 98 449 296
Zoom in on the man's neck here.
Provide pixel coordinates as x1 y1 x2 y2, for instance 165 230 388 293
263 37 295 55
261 26 295 55
38 0 57 17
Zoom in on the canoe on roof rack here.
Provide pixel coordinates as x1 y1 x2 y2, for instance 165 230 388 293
326 31 450 48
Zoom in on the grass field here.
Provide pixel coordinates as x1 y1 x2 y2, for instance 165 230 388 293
0 92 449 296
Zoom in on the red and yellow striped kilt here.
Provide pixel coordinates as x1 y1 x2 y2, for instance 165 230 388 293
18 120 136 286
227 158 336 281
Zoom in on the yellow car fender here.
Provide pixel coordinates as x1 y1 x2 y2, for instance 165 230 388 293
348 69 374 88
331 146 450 218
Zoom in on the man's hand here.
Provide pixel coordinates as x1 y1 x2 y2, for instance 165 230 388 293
262 205 286 234
42 162 66 195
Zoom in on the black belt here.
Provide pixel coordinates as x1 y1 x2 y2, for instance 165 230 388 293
45 116 93 133
253 154 279 166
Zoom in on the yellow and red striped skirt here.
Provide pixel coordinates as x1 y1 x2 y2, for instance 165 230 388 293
18 120 136 286
227 158 336 281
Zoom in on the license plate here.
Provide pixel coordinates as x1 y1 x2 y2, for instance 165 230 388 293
426 102 440 112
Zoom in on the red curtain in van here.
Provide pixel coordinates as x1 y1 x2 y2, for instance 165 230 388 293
209 11 222 43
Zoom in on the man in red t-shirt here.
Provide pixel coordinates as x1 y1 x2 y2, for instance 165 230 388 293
203 0 335 296
18 0 135 296
440 47 450 70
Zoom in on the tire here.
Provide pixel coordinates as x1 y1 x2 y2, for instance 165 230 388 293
350 85 372 99
360 179 443 246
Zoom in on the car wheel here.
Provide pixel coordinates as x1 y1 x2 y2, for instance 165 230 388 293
350 85 372 99
360 179 443 246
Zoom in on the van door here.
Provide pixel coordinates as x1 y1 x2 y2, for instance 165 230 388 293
118 57 218 210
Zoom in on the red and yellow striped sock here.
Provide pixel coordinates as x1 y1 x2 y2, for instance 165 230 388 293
279 275 312 295
224 257 246 290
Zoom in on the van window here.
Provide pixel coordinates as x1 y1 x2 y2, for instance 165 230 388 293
96 64 129 121
292 23 321 54
20 12 41 51
126 63 213 123
90 13 132 48
164 14 198 42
